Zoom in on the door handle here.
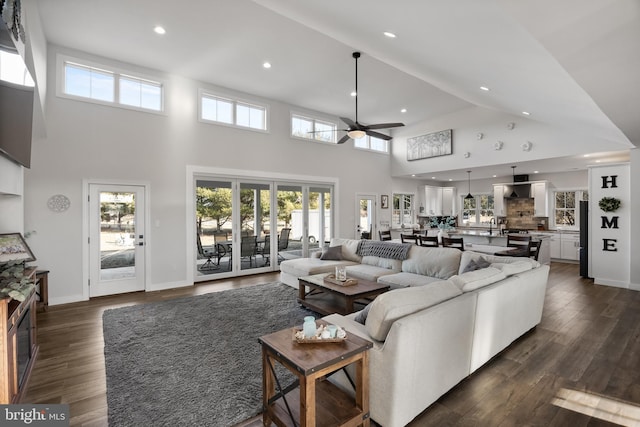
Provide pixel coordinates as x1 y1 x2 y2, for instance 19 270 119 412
138 242 144 246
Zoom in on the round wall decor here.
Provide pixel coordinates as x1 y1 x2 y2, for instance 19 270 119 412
599 197 621 212
47 194 71 212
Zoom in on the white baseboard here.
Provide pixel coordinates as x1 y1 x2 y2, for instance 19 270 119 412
146 280 193 292
49 294 87 306
594 277 630 289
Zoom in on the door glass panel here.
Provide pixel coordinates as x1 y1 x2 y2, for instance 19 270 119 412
100 191 136 280
240 182 270 271
277 185 302 263
195 180 233 276
309 187 332 254
358 198 373 239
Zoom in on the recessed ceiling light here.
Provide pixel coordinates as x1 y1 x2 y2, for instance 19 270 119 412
584 154 591 157
480 86 490 91
448 178 453 181
522 111 531 116
350 91 357 97
383 32 397 38
432 176 436 179
534 170 539 173
411 174 416 177
595 160 602 163
400 108 407 113
154 26 166 35
493 175 497 178
263 62 272 69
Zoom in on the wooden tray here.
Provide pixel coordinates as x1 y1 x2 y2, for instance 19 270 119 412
324 274 358 287
293 329 347 344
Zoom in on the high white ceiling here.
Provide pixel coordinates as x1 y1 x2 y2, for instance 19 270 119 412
31 0 640 179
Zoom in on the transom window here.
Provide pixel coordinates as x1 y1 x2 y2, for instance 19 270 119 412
291 114 337 143
200 92 267 131
354 135 389 153
554 190 588 227
60 58 163 112
462 194 494 226
0 49 35 87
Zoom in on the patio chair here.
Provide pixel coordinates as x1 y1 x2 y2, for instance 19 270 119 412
277 228 291 262
240 235 258 267
196 234 219 271
259 234 271 266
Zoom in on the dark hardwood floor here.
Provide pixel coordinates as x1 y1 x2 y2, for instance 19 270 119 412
24 264 640 426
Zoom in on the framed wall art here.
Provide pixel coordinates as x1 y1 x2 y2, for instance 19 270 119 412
381 195 389 209
407 129 452 161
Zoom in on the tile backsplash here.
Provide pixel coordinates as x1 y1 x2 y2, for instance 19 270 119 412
503 198 548 230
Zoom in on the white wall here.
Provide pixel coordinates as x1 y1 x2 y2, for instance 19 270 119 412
22 45 395 304
391 106 631 177
0 155 24 233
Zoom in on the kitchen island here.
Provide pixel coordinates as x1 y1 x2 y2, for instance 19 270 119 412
448 229 551 265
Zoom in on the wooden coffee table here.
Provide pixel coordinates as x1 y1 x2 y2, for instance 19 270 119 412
298 273 390 315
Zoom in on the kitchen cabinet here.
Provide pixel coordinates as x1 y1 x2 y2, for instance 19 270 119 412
442 187 455 216
549 233 561 259
560 233 580 261
532 182 548 217
548 232 579 261
493 185 507 216
422 186 456 217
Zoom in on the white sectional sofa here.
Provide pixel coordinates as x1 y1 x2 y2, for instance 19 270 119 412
279 238 550 427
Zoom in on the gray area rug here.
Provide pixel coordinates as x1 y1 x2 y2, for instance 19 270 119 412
103 282 315 427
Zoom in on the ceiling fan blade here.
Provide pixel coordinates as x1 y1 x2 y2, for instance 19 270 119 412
365 129 393 141
340 117 356 128
364 122 405 130
337 134 351 144
307 129 347 134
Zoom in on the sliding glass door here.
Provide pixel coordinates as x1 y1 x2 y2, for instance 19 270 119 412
195 176 333 280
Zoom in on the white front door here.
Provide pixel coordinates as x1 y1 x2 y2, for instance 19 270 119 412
89 184 146 297
355 194 377 239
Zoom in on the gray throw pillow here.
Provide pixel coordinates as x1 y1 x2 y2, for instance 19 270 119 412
320 245 343 260
354 304 371 325
462 257 491 273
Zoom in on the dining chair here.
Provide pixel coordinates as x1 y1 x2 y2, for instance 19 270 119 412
442 237 464 250
417 235 439 247
528 240 542 261
400 233 418 244
379 230 392 241
507 234 531 248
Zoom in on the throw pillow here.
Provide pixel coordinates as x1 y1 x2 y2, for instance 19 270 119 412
354 304 371 325
320 245 343 260
462 257 491 273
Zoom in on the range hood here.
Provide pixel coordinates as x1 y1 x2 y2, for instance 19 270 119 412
505 183 532 198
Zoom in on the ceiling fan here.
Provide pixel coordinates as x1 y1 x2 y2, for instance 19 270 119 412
313 52 405 144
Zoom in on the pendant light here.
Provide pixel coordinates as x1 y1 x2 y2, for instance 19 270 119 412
509 166 519 198
465 171 474 199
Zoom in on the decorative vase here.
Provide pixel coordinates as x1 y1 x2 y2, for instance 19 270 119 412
303 316 316 338
437 229 448 244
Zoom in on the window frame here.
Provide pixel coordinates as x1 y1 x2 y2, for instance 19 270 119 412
56 54 165 114
460 193 494 226
0 48 35 87
391 193 414 229
354 134 390 154
552 189 589 230
290 112 338 144
198 89 269 133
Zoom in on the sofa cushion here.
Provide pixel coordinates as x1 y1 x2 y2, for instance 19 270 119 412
490 260 533 276
461 257 491 273
449 267 506 292
320 245 343 260
401 246 462 279
365 280 462 341
377 272 444 289
329 238 362 262
459 251 540 275
346 264 397 282
361 255 402 271
279 257 357 278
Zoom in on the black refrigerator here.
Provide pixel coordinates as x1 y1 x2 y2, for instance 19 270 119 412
579 200 590 278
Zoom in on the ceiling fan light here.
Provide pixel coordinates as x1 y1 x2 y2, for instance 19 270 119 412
347 130 366 139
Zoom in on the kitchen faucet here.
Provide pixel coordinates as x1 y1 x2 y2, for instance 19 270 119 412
489 217 496 235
